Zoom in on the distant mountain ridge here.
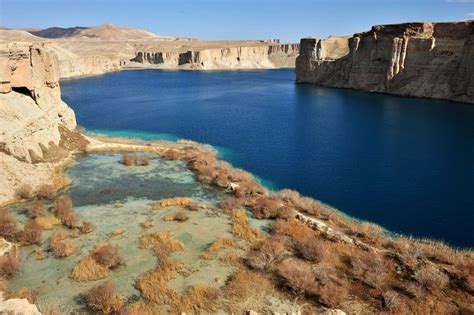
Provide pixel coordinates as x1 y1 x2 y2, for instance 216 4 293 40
30 26 89 38
27 24 169 41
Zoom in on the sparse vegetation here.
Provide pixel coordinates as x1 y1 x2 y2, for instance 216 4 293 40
0 210 18 241
27 201 47 219
80 221 94 234
246 238 286 270
0 253 19 278
53 197 78 228
21 220 43 245
294 236 325 262
49 231 76 258
35 184 55 199
85 281 124 313
121 154 150 166
16 184 32 199
171 211 189 222
91 244 124 269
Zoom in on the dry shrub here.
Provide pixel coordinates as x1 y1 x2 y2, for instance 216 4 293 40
6 288 37 304
161 149 181 160
277 258 318 295
121 154 150 166
135 260 184 304
16 184 32 199
136 155 150 166
350 251 392 289
179 285 219 312
224 269 273 300
230 210 263 241
70 256 109 281
85 280 124 313
187 201 200 211
141 221 153 229
271 218 314 242
381 290 402 312
252 196 294 220
80 221 94 234
139 232 185 255
35 184 55 199
91 244 124 269
172 211 189 222
246 238 286 270
0 210 18 241
21 220 43 245
121 154 136 166
34 216 61 230
53 197 78 228
49 231 75 258
219 195 243 210
152 197 191 209
27 201 47 219
0 253 19 278
278 189 331 219
277 258 348 308
201 238 235 260
120 302 156 315
414 265 449 289
294 236 326 262
219 254 242 265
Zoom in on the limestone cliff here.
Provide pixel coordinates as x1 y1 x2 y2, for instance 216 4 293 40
296 21 474 103
0 43 78 203
131 43 299 69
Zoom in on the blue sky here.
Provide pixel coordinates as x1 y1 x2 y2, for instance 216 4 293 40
0 0 473 42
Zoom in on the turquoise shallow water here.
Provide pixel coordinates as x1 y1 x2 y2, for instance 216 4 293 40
61 69 474 247
8 153 241 309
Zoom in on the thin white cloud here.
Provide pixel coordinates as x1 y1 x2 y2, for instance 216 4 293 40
468 12 474 17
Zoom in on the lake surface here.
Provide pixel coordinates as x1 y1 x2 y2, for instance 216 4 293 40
61 69 474 247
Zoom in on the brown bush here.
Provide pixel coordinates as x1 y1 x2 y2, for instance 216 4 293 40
277 258 318 295
16 184 32 199
35 184 55 199
91 244 124 269
139 232 185 255
229 209 263 241
71 256 109 281
0 210 18 240
53 197 78 228
21 220 43 245
80 221 94 234
49 231 76 258
121 154 136 166
136 156 150 166
219 195 243 210
246 238 286 270
172 211 189 222
26 201 47 219
34 216 61 230
414 265 449 289
0 253 19 278
201 238 235 260
294 237 326 262
252 196 294 220
85 281 124 313
350 251 391 289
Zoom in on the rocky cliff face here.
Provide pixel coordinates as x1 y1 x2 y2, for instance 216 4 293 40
132 43 299 69
296 22 474 103
0 43 77 203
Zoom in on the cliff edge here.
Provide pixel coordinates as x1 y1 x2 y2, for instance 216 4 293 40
0 43 80 204
296 21 474 103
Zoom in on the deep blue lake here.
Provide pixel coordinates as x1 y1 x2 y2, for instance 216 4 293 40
61 69 474 248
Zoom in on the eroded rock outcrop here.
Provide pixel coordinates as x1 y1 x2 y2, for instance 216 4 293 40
296 21 474 103
0 43 78 203
132 43 299 69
